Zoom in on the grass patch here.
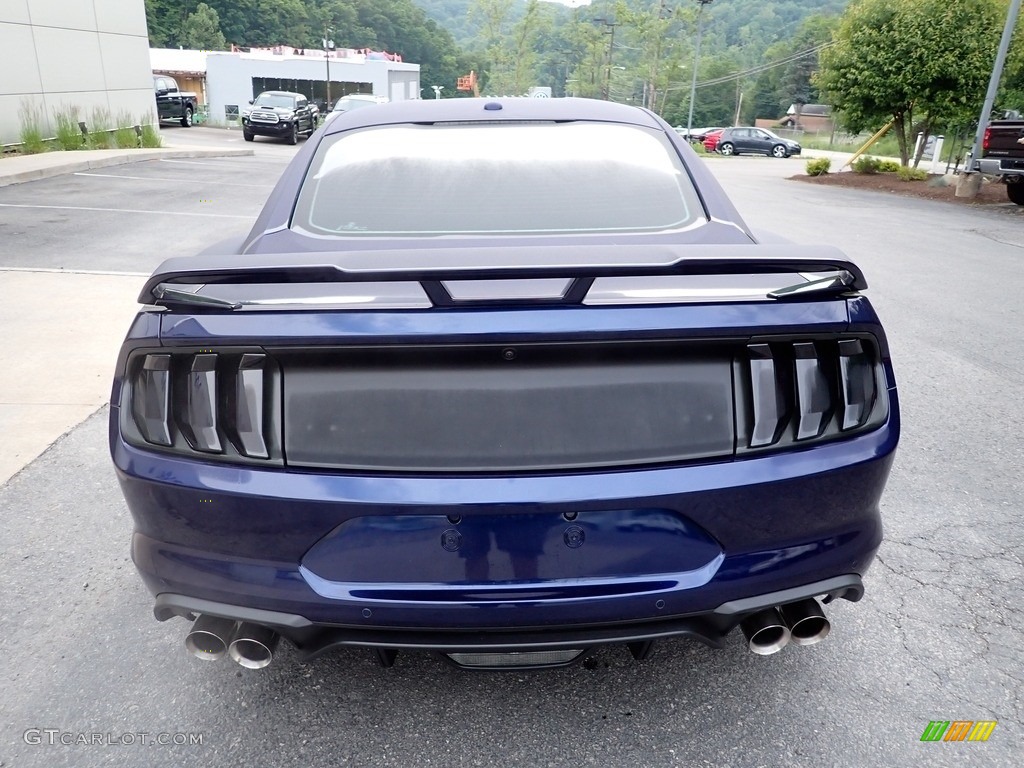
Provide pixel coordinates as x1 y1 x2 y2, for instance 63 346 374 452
53 105 84 151
140 122 162 148
18 99 47 154
86 107 114 149
113 111 138 149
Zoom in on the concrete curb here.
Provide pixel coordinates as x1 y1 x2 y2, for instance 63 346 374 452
0 147 255 188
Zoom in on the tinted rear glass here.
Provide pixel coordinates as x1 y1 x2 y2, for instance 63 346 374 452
292 122 703 236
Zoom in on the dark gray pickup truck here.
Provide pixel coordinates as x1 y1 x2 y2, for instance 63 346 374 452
976 115 1024 204
154 76 198 127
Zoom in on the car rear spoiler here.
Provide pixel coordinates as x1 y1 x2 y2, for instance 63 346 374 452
138 244 867 306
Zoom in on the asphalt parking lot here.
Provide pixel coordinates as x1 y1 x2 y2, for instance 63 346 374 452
0 130 1020 767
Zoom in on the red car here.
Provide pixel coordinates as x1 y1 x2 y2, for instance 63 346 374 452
703 129 725 152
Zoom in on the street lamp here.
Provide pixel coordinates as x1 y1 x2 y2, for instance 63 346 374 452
686 0 714 139
431 85 444 99
322 26 334 110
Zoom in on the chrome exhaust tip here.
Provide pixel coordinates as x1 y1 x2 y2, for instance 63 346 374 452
739 607 791 655
228 623 280 669
184 615 238 661
780 599 831 646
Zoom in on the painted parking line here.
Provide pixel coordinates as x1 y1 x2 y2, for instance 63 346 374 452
160 157 291 167
0 202 252 219
74 171 273 188
2 266 149 277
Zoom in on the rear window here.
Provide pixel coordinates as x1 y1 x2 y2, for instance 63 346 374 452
291 122 703 236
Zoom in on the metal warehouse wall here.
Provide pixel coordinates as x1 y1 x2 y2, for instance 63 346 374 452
0 0 155 144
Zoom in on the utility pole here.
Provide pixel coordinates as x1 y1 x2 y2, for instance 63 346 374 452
686 0 714 139
593 17 620 101
956 0 1022 198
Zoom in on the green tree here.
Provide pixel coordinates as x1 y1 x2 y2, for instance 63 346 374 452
180 3 227 50
815 0 1003 165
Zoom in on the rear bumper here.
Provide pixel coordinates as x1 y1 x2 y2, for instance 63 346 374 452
977 157 1024 176
117 405 895 649
154 574 864 658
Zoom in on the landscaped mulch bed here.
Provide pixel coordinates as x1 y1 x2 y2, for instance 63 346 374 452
791 171 1012 206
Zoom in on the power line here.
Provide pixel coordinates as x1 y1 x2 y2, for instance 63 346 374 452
661 42 834 92
693 42 833 89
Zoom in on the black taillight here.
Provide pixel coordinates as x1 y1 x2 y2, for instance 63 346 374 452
742 337 885 452
124 349 277 463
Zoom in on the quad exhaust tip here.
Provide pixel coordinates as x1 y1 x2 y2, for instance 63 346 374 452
780 598 831 646
184 615 238 661
228 622 281 669
740 607 791 655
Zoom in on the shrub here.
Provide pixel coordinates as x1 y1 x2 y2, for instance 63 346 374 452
895 165 928 181
18 99 47 154
878 159 901 173
53 106 83 151
140 122 162 148
805 157 831 176
851 155 881 174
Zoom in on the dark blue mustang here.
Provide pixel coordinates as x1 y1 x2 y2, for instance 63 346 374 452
110 98 898 670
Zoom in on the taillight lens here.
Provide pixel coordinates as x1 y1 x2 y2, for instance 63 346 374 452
131 354 172 446
748 344 786 447
181 353 221 452
235 354 269 459
793 342 832 441
838 339 877 430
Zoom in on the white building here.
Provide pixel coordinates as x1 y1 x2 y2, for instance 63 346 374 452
151 47 420 125
0 0 154 144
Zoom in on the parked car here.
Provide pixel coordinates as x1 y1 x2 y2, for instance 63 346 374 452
716 127 802 158
332 94 389 113
241 91 318 145
110 97 898 672
703 128 725 152
320 94 389 126
153 76 197 128
685 126 723 143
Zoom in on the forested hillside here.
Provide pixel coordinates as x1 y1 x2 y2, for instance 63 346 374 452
143 0 853 125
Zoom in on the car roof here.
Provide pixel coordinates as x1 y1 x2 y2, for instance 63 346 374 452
257 91 304 98
321 97 664 135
